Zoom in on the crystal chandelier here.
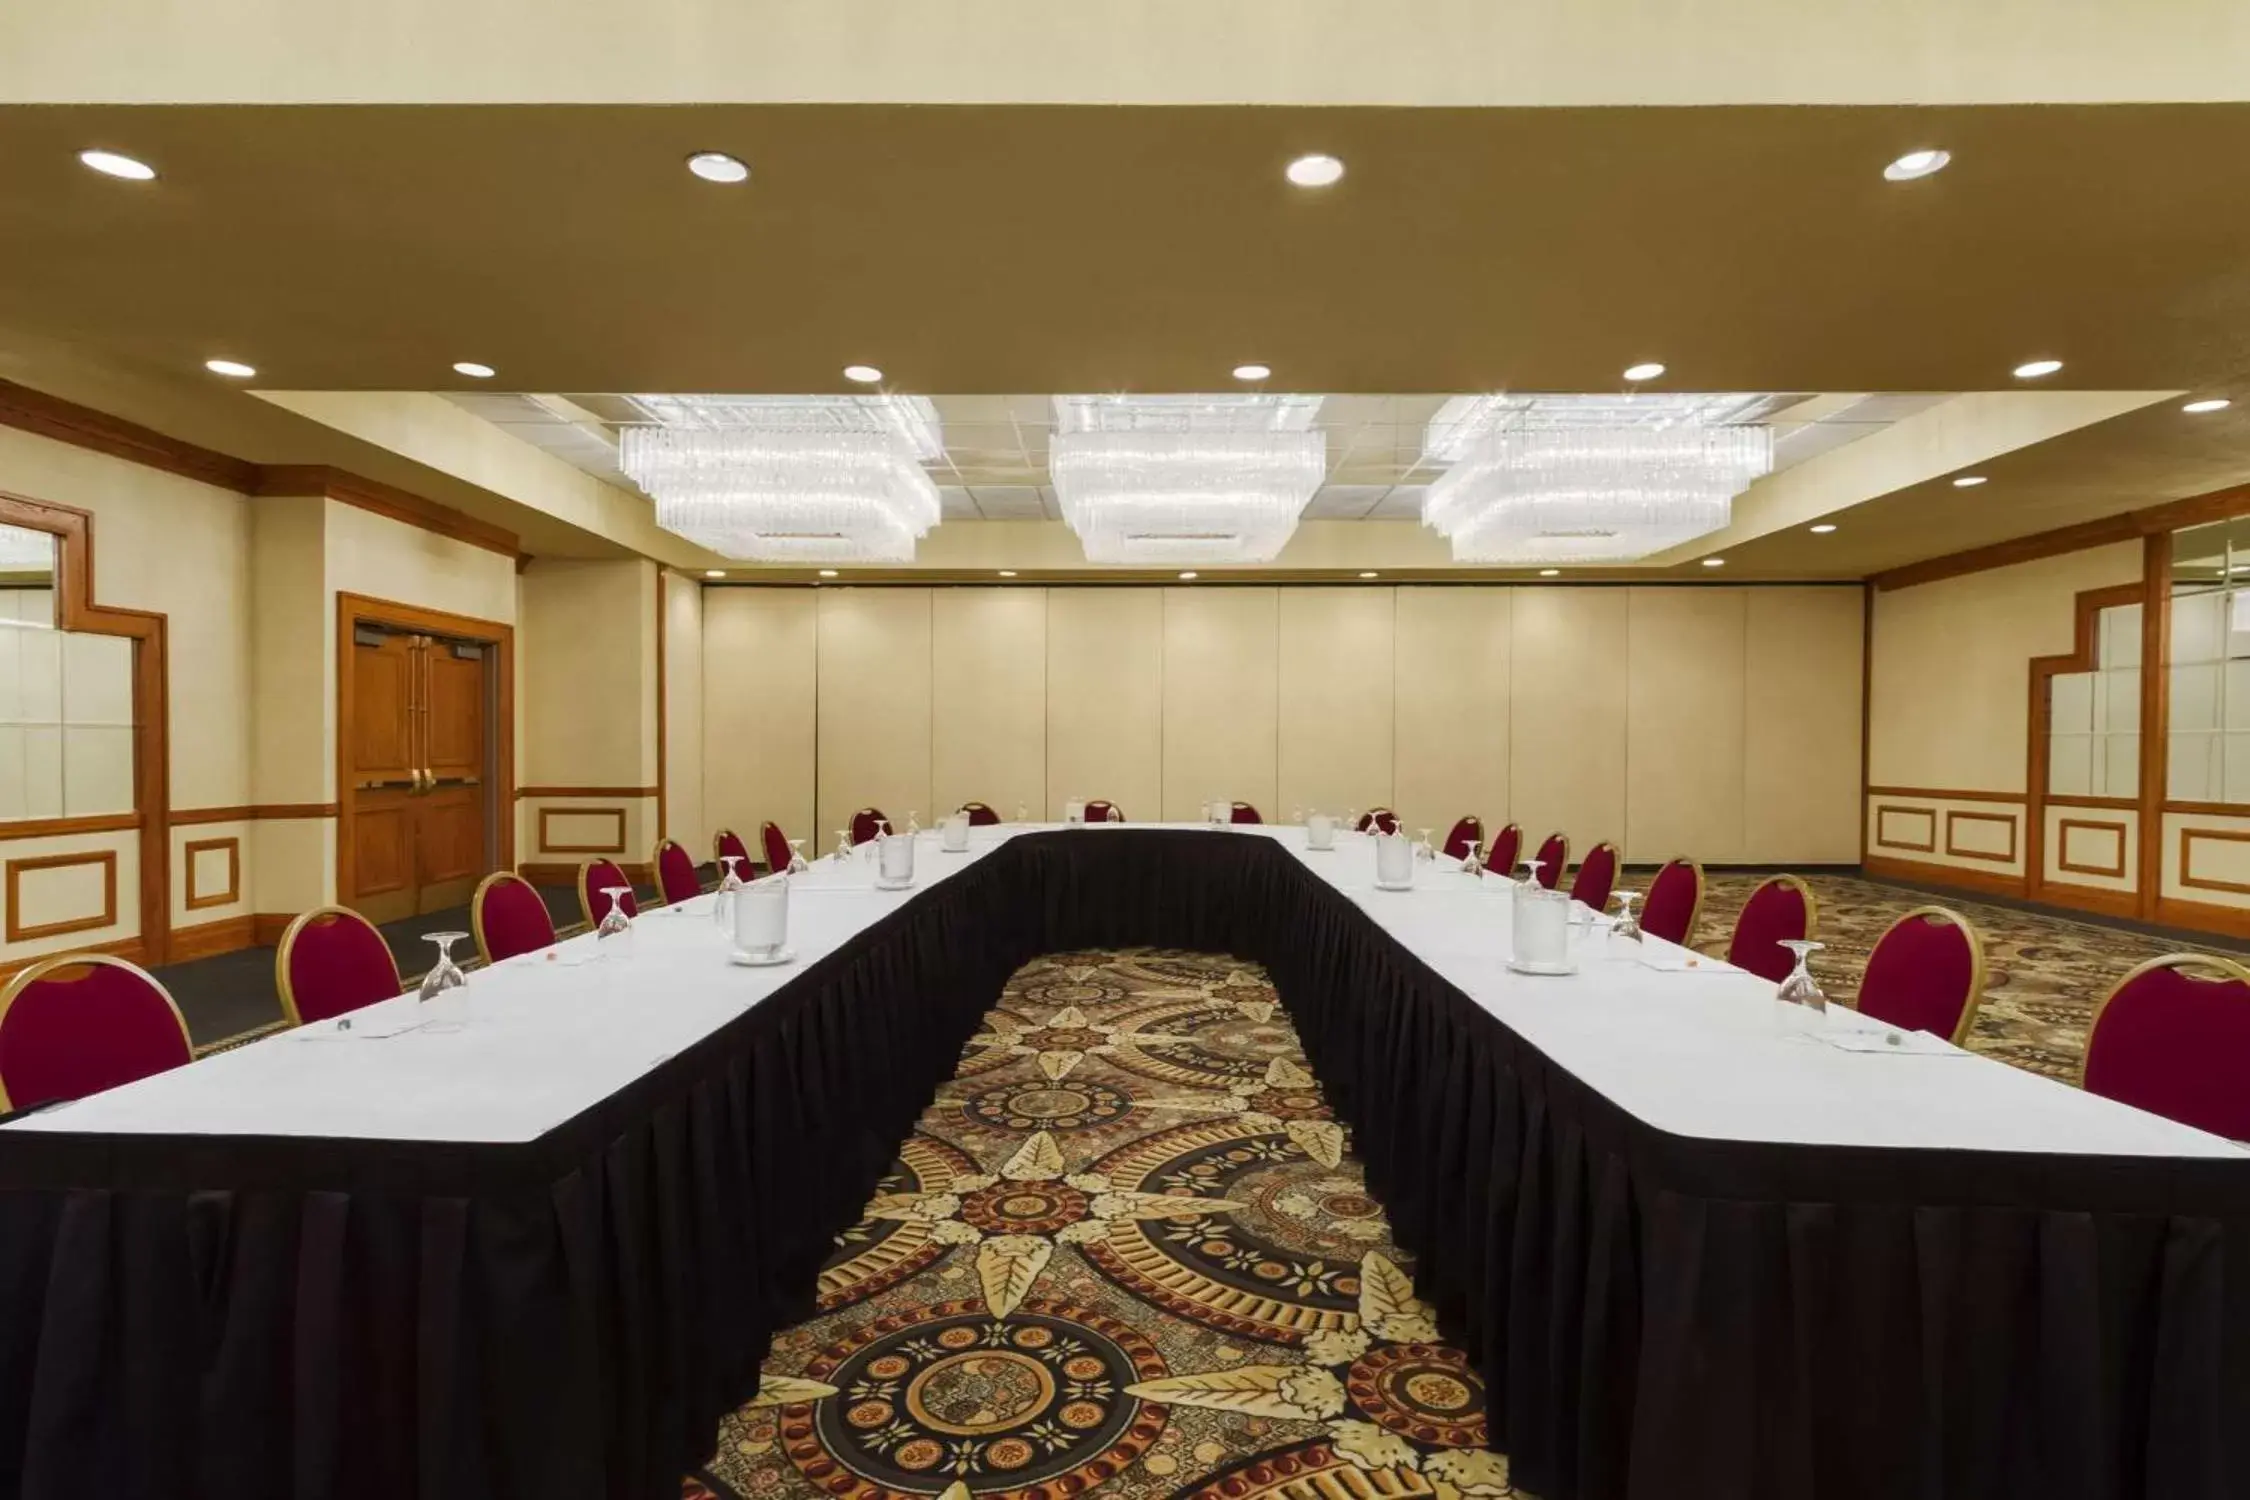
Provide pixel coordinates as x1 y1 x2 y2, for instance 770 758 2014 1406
1049 395 1328 564
620 395 943 563
1420 396 1775 564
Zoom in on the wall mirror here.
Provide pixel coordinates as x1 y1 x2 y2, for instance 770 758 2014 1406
2168 517 2250 804
2046 599 2142 798
0 520 135 821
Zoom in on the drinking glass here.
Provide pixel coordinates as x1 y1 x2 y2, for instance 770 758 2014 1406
1343 808 1360 838
786 838 808 873
1518 857 1543 888
1016 802 1029 823
1609 890 1643 945
596 886 634 959
713 854 746 933
1416 827 1435 861
1292 806 1304 825
419 931 469 1027
1106 803 1123 822
1460 839 1484 877
833 828 853 860
1776 940 1827 1011
904 810 920 836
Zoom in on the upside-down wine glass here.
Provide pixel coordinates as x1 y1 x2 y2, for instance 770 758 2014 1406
834 828 853 861
597 886 634 959
1775 939 1827 1028
713 855 746 933
1460 839 1484 877
1416 827 1435 861
786 838 809 873
1608 890 1642 947
418 931 469 1026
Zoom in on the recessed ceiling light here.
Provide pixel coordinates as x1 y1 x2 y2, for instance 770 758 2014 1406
79 148 155 181
1882 148 1950 182
1952 475 1988 488
2184 398 2233 414
1810 523 1838 534
1178 570 1199 580
842 364 883 385
2013 358 2063 379
452 361 495 379
704 569 726 578
818 568 839 578
1701 557 1726 568
998 569 1017 578
1623 361 1666 382
1358 571 1379 579
1233 363 1272 382
1284 154 1345 188
204 358 255 379
686 151 749 184
1538 568 1560 577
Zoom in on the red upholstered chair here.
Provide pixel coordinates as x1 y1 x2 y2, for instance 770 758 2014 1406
1639 858 1705 947
713 827 755 879
1531 832 1569 889
760 821 794 875
1725 874 1818 984
849 808 888 845
471 871 557 966
577 858 639 928
960 802 1002 826
1230 802 1264 825
1357 808 1401 834
1569 841 1619 912
1853 907 1986 1045
1442 815 1484 862
1082 800 1120 823
651 838 701 907
0 954 194 1113
2081 954 2250 1140
276 906 405 1028
1487 822 1523 877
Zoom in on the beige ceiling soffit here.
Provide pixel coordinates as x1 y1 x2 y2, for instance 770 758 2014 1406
7 0 2250 106
1650 389 2181 563
252 390 716 570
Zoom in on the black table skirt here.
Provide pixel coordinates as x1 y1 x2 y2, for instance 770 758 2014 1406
1 830 2244 1500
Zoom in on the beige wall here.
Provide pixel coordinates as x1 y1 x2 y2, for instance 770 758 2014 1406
703 583 1865 863
518 557 658 868
662 570 706 854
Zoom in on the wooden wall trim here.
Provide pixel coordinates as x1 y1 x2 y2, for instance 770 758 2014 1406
0 812 141 842
1863 784 2026 805
537 806 628 855
656 570 669 843
4 848 120 944
0 378 259 492
171 803 338 825
2178 826 2250 898
2164 799 2250 817
2045 794 2139 811
1944 808 2020 864
1872 480 2250 592
2135 532 2172 921
183 836 241 910
169 913 255 963
520 860 651 887
0 934 142 980
258 465 520 559
2054 817 2130 879
1861 852 2028 900
517 785 661 799
1870 804 1937 854
2023 580 2146 909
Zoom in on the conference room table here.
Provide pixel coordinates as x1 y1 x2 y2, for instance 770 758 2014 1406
1 824 2244 1500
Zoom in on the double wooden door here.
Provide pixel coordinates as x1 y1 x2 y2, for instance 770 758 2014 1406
344 623 492 923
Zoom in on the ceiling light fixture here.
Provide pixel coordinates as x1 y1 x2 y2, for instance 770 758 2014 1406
686 151 749 184
621 393 944 563
998 569 1017 578
1623 362 1666 382
1178 570 1199 580
819 568 839 577
1284 154 1344 188
1358 571 1379 578
1538 568 1560 577
2185 398 2233 414
1049 394 1328 564
204 358 256 378
1952 475 1988 487
1702 557 1726 568
2013 358 2063 379
1810 523 1838 534
704 569 726 578
842 364 883 385
79 148 155 181
1232 364 1272 382
1882 148 1950 182
452 361 496 379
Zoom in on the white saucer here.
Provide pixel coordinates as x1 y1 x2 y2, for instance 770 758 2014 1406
1305 844 1335 853
1373 879 1416 892
730 947 797 968
1506 957 1577 977
874 878 916 891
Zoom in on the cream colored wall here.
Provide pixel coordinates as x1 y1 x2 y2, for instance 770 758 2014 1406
703 583 1865 864
518 557 659 868
662 571 706 853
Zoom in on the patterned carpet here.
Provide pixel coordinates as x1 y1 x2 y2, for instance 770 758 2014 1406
684 873 2244 1500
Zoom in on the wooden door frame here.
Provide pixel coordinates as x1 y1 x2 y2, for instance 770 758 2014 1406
0 490 170 963
335 592 514 912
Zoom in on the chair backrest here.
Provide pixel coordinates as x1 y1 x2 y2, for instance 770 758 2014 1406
960 801 1002 826
651 838 701 906
1079 799 1121 823
277 905 405 1027
1488 822 1523 875
0 954 194 1112
1442 815 1484 862
1569 841 1619 911
849 808 888 845
1358 808 1401 834
2081 954 2250 1140
578 858 639 927
713 827 754 878
1230 802 1263 825
1532 831 1569 888
760 821 793 873
1640 858 1705 946
1856 906 1985 1044
472 871 557 966
1726 874 1817 984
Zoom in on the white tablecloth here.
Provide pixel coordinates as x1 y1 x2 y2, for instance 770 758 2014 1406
10 823 2242 1159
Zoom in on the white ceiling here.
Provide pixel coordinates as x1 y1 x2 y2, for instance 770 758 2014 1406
445 389 1952 523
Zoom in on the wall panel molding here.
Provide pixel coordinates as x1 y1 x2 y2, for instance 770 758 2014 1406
4 848 119 943
183 836 242 910
1943 809 2020 864
2179 826 2250 898
2055 817 2129 879
1872 804 1937 853
537 807 628 855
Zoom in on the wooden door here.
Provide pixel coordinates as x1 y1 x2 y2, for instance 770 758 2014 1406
344 624 491 922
